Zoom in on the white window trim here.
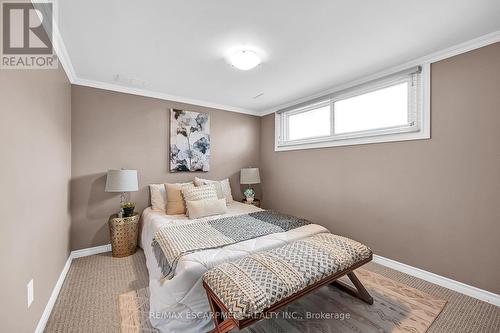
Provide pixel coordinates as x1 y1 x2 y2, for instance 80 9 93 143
275 63 431 151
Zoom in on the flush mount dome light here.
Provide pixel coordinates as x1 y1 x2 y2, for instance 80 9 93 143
229 50 261 70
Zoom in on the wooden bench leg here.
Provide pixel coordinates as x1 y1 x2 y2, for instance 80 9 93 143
331 271 374 305
206 291 236 333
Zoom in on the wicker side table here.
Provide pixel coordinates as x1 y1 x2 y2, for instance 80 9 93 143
108 213 139 258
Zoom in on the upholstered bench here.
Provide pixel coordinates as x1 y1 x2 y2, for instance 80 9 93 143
202 233 373 333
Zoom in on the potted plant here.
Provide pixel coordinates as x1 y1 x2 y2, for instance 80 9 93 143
121 202 136 217
243 188 255 203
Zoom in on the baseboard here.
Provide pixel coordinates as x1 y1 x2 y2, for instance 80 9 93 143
34 255 72 333
71 244 112 259
34 244 111 333
373 254 500 307
35 246 499 333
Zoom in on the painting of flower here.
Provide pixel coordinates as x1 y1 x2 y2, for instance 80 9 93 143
170 109 210 172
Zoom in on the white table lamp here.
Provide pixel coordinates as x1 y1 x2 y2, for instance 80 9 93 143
105 169 138 216
240 167 260 203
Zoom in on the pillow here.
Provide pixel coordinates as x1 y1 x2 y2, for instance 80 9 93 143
165 182 194 215
185 198 227 219
194 177 234 204
182 184 218 202
149 184 167 211
197 180 223 199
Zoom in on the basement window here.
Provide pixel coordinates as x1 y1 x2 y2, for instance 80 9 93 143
275 64 430 151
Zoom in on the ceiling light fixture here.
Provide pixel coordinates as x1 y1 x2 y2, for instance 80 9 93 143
229 50 261 70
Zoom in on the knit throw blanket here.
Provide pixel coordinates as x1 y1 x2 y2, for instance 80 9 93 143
152 211 311 280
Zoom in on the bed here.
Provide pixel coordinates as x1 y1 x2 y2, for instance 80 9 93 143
140 202 329 333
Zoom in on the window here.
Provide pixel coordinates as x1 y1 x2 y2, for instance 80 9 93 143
334 82 409 134
275 64 430 151
288 102 331 140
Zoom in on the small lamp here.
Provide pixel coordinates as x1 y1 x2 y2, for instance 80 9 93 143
240 167 260 203
105 169 138 217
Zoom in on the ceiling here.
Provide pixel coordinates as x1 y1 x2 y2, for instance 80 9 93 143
58 0 500 114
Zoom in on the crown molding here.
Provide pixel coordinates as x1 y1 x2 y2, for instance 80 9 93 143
34 3 258 116
72 78 261 116
39 3 500 118
52 16 77 82
51 14 259 116
30 0 77 81
260 29 500 116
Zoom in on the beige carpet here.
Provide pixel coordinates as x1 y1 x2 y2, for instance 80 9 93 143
118 268 446 333
45 249 500 333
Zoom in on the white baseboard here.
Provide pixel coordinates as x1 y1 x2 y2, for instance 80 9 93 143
34 255 72 333
34 244 111 333
35 245 499 333
71 244 112 259
373 254 500 307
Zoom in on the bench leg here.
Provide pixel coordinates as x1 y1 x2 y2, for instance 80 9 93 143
206 291 236 333
331 272 374 305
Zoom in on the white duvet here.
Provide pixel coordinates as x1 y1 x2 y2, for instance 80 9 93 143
140 202 329 333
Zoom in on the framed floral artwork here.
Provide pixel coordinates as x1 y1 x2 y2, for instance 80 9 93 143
170 109 210 172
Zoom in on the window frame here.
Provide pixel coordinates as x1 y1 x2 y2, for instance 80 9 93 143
275 63 430 151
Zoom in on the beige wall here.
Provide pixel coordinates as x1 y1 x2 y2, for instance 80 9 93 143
260 43 500 294
70 86 261 250
0 67 71 332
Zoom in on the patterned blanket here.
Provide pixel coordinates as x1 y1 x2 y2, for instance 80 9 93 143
152 211 311 280
203 233 372 319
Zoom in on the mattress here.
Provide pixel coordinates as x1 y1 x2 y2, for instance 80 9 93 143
140 202 329 333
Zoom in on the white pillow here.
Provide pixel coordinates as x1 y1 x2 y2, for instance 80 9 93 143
182 184 218 202
185 198 227 219
149 184 166 211
194 177 234 204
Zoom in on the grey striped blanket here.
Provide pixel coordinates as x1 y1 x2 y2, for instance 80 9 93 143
152 211 310 280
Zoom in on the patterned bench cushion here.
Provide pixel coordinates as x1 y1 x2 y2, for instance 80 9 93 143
202 233 372 320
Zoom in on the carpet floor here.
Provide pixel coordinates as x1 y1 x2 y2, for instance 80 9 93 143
118 268 447 333
44 249 500 333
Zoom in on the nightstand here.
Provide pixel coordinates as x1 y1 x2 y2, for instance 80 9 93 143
108 213 139 257
241 198 261 208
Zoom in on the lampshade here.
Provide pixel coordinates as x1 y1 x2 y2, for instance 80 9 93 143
105 169 138 192
240 168 261 185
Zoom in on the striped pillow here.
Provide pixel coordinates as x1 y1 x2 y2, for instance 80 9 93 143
182 184 218 203
194 177 234 204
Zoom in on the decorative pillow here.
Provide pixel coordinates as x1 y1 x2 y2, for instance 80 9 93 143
195 180 224 199
194 177 234 204
165 182 194 215
182 184 218 202
149 184 167 211
185 198 227 219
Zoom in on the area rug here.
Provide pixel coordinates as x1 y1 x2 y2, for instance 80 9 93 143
118 268 447 333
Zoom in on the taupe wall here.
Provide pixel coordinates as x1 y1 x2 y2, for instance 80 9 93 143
0 67 71 332
70 86 261 250
260 43 500 294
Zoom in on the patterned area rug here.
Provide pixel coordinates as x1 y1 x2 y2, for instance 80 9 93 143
118 268 446 333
